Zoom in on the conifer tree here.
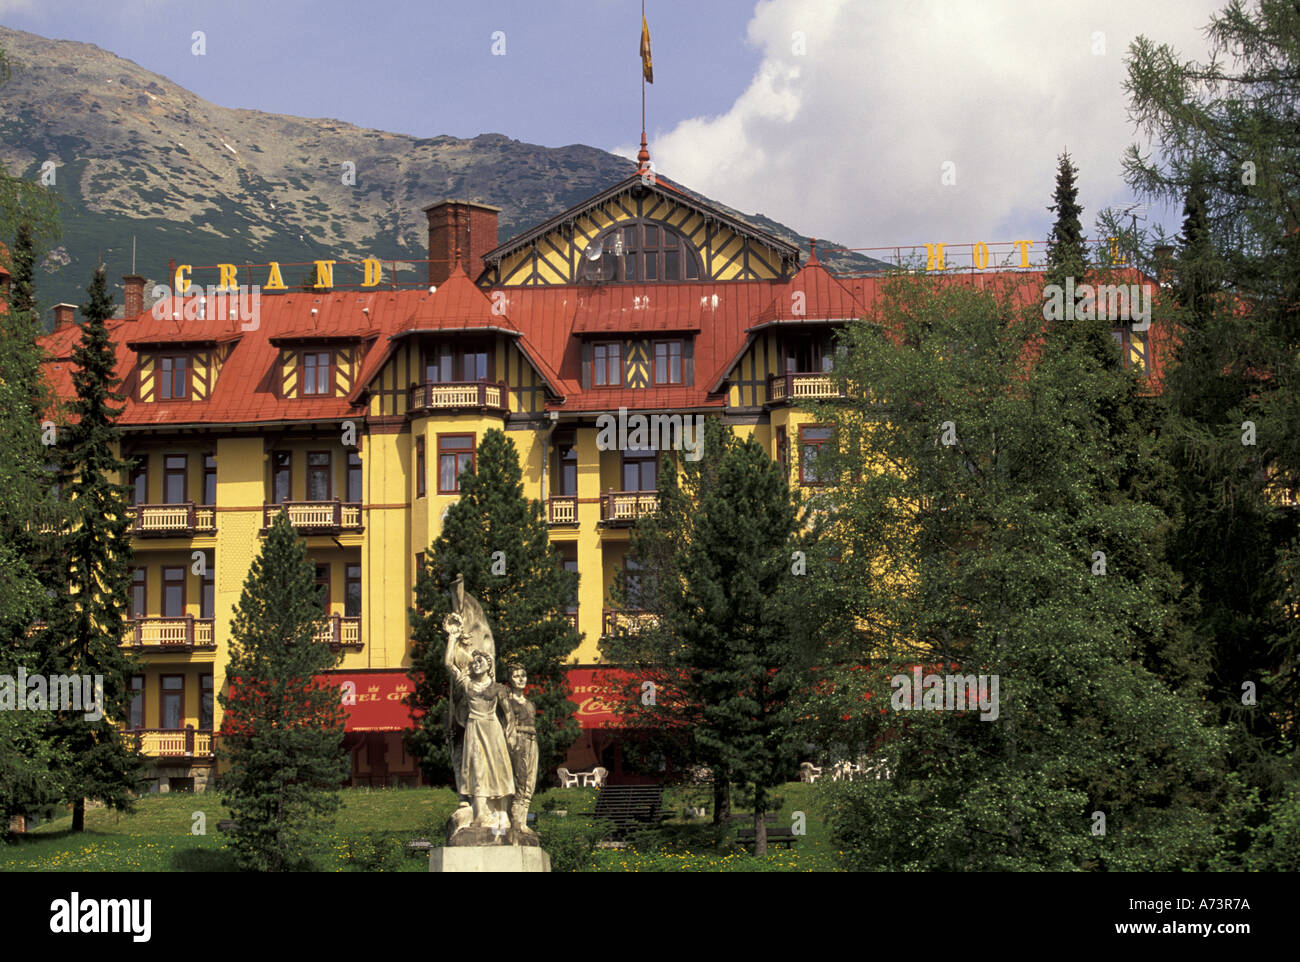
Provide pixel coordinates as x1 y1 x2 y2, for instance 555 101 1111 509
1044 150 1088 291
217 511 347 872
407 429 580 787
43 265 142 832
605 420 808 852
1124 0 1300 837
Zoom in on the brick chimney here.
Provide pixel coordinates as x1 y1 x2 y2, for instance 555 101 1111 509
123 274 145 319
423 200 501 286
51 303 77 331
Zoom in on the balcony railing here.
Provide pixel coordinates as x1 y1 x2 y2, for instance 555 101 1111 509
601 491 659 525
127 502 217 536
263 501 363 533
547 495 578 525
124 616 216 651
409 380 509 414
126 728 214 758
314 614 363 650
601 608 658 639
766 372 843 404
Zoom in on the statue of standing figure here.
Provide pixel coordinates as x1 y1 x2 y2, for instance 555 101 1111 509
441 576 539 847
505 663 539 839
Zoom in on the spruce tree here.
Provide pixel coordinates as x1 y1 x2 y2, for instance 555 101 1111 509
217 510 347 872
43 265 142 832
1044 150 1088 290
605 420 807 852
407 429 580 787
812 273 1223 870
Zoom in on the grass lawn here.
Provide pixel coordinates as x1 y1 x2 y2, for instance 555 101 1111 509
1 782 843 872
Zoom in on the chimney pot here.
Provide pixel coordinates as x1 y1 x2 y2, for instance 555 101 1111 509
423 200 501 286
51 303 78 331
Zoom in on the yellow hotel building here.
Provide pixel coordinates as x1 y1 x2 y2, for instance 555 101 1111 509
33 166 1162 790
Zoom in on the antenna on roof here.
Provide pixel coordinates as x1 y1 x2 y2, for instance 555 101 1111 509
132 236 136 274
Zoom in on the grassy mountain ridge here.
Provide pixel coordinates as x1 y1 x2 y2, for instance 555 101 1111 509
0 24 882 321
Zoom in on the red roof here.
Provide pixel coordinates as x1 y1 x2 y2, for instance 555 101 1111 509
38 258 1170 426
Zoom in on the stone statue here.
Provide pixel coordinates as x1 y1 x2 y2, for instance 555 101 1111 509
504 663 539 839
442 576 542 847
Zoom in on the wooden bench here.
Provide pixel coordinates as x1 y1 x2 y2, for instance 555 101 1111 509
735 825 798 849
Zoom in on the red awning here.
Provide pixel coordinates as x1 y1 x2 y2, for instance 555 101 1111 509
567 667 639 729
317 669 422 732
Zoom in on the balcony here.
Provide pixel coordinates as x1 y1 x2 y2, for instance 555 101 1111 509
126 728 214 759
408 380 509 414
601 491 658 526
547 495 578 525
124 616 216 652
127 503 216 537
315 614 363 650
766 372 843 404
601 608 658 639
262 501 363 534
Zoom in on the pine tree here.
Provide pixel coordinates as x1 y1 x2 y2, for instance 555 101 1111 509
41 265 143 832
407 429 580 787
217 511 347 872
812 273 1224 870
605 420 808 852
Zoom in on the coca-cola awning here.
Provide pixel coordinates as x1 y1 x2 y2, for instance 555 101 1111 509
568 667 639 729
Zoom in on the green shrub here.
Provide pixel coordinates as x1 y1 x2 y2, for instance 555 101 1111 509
541 817 613 872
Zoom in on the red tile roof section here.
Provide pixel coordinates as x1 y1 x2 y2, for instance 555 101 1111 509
38 262 1170 426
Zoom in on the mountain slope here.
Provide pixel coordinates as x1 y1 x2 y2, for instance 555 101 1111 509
0 24 883 319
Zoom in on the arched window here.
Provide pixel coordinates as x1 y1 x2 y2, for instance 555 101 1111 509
585 221 702 283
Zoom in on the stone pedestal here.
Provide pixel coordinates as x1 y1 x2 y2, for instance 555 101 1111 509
429 846 552 873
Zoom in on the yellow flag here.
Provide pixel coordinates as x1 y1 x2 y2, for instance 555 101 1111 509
641 15 654 83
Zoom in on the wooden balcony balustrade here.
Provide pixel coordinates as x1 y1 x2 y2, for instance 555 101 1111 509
766 372 843 403
262 501 363 533
125 728 214 758
314 614 363 650
547 496 578 525
601 609 658 639
408 380 509 413
127 502 217 536
124 616 216 651
601 491 659 525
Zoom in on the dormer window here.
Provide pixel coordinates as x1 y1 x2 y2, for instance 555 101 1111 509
585 221 701 283
302 350 332 395
159 355 190 400
653 340 683 384
593 342 622 387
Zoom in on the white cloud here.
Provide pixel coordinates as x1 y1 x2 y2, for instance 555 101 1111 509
618 0 1225 251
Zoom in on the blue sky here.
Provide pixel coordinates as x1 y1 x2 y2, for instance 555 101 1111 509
3 0 1228 252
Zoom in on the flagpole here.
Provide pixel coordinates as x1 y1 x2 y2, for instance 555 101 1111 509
641 0 646 155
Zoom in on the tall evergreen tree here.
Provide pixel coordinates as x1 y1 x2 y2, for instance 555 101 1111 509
217 511 348 872
812 273 1224 870
1124 0 1300 831
1044 150 1089 291
407 429 580 787
42 265 142 832
605 420 807 853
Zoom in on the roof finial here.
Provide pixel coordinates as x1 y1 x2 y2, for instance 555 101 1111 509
808 238 819 265
637 131 651 172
